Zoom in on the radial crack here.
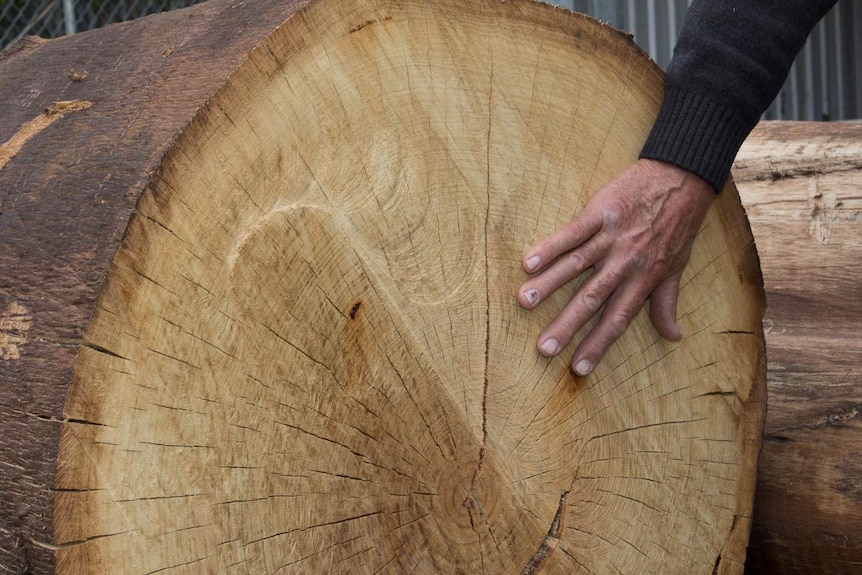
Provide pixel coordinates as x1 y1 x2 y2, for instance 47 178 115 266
472 63 495 490
520 491 569 574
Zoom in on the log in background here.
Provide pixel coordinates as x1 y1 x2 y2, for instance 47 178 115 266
0 0 857 572
735 122 862 574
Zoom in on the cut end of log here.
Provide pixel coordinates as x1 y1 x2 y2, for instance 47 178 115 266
32 0 766 573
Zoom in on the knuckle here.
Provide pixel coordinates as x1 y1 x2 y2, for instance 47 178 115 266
625 250 647 270
603 211 621 231
581 290 603 313
607 314 630 337
595 269 623 293
567 250 585 270
602 204 624 228
581 339 608 361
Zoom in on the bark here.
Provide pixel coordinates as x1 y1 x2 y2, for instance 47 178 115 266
0 1 766 573
735 121 862 575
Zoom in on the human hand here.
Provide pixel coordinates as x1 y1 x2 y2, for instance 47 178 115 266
518 159 715 376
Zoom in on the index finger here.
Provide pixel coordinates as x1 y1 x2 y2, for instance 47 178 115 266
523 207 603 274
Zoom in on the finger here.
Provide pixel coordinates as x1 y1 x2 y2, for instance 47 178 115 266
570 281 651 376
648 273 683 341
535 263 625 358
523 208 603 274
518 233 612 309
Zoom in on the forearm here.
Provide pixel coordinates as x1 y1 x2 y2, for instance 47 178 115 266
640 0 837 191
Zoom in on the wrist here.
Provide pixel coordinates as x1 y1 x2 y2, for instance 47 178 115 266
639 86 755 192
637 158 715 202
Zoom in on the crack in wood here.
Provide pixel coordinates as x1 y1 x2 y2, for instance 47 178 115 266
81 341 129 361
520 491 568 574
34 529 134 550
740 163 862 183
348 16 393 35
712 552 722 575
694 390 740 403
348 299 363 320
65 418 111 428
244 510 384 546
142 553 214 575
471 63 495 494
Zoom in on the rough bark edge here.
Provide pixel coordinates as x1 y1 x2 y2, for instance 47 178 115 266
0 35 48 63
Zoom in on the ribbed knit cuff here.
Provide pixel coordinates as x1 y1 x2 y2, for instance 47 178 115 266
639 86 756 192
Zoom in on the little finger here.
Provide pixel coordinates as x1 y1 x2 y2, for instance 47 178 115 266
570 281 652 375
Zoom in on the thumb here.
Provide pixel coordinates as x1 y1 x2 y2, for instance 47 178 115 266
649 273 683 341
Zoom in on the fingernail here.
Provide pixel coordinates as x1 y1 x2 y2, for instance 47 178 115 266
539 338 560 356
523 289 539 307
525 255 541 272
574 359 593 376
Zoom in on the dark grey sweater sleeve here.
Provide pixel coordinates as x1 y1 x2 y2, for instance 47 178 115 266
639 0 837 191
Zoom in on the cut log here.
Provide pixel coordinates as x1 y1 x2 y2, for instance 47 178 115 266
0 0 766 573
734 121 862 575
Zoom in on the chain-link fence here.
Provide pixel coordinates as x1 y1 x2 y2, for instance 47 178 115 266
1 0 205 50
